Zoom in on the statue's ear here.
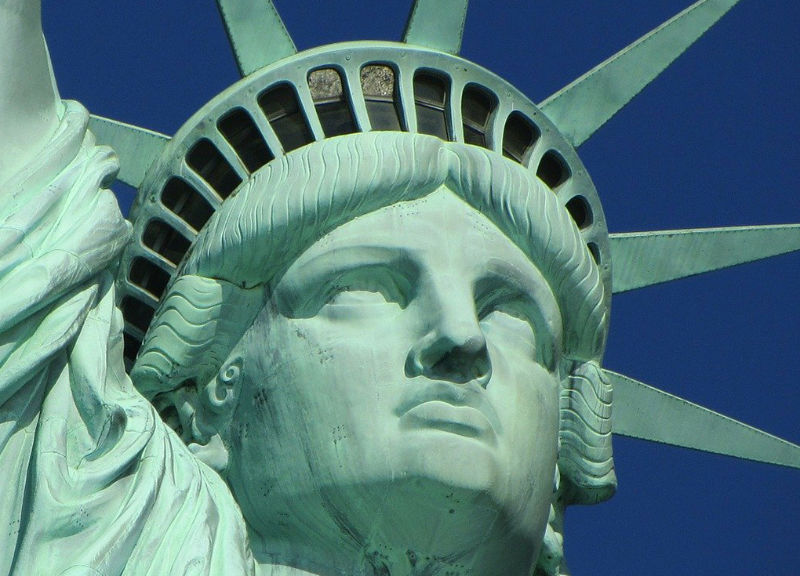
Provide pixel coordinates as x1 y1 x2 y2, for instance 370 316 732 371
187 356 243 475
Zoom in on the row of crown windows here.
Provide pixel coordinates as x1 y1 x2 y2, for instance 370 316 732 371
183 65 573 197
124 65 584 362
178 65 574 222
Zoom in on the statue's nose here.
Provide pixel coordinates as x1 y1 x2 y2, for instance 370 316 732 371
405 309 492 386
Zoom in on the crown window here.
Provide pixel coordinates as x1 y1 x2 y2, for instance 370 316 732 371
538 150 571 189
123 333 141 366
587 242 601 265
186 139 242 199
120 297 155 334
161 177 215 232
361 64 403 131
308 68 357 137
142 219 191 266
128 257 171 300
502 112 540 164
218 108 274 172
414 71 451 140
566 195 593 230
259 83 314 152
461 84 497 148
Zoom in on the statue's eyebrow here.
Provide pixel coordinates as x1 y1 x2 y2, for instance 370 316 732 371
291 244 420 280
273 245 420 315
480 258 558 312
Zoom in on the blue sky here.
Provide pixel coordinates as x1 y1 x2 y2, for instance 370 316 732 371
43 2 799 574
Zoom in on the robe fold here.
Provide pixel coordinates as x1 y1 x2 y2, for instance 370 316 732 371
0 102 254 576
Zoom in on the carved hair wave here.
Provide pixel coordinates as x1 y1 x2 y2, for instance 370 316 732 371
534 360 616 576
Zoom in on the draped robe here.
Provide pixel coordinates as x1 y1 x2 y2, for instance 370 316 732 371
0 102 253 576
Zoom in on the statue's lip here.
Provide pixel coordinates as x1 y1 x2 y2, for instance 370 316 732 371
394 381 501 440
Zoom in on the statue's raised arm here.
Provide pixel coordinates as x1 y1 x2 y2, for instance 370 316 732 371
0 4 251 575
0 0 60 186
0 0 127 459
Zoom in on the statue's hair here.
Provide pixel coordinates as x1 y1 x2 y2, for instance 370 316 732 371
534 360 616 576
131 131 615 524
559 360 615 503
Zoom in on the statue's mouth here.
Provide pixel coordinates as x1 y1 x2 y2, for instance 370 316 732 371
399 400 497 443
395 381 500 442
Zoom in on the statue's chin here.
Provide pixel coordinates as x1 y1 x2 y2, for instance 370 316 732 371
247 474 544 576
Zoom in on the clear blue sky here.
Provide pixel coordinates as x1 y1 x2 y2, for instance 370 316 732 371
43 2 799 574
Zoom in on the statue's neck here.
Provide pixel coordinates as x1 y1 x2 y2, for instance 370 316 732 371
248 514 537 576
254 564 319 576
252 553 502 576
243 480 540 576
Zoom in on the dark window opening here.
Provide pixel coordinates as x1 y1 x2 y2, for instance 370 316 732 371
218 108 274 172
161 177 214 232
502 112 540 163
128 257 171 299
186 139 242 199
120 297 155 335
414 71 450 140
315 103 356 137
587 242 601 265
123 332 142 364
566 196 593 229
365 100 404 132
308 68 357 137
259 83 314 152
142 219 191 266
361 64 403 131
156 403 183 438
461 85 497 148
538 150 571 189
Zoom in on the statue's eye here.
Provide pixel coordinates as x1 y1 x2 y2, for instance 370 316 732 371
325 289 394 306
277 264 415 318
320 267 412 313
476 284 547 363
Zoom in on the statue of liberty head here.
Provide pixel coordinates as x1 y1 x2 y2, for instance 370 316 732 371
91 2 799 574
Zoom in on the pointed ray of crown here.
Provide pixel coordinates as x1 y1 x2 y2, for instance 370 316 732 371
95 0 800 471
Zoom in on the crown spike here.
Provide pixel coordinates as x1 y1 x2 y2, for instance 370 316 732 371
539 0 741 148
88 115 169 188
607 370 800 469
610 224 800 293
403 0 469 55
216 0 297 77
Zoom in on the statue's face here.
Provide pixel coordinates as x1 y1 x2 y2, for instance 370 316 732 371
226 187 562 560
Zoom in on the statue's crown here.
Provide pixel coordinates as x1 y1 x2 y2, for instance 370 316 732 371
113 6 609 367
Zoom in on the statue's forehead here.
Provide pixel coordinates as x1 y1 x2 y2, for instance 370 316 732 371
282 186 560 319
295 186 516 263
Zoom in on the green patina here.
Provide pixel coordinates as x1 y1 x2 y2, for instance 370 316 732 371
0 1 797 575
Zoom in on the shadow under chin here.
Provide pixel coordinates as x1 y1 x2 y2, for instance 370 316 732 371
248 476 544 576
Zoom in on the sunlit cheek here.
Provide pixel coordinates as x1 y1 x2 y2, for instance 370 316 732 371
487 363 559 526
481 312 539 369
484 317 560 471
